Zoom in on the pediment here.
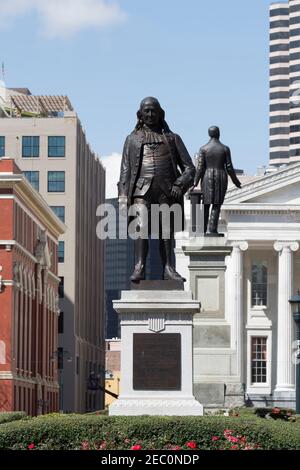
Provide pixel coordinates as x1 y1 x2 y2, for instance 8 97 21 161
225 162 300 206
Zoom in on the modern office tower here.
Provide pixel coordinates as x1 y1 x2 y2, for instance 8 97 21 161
0 84 106 412
105 198 135 339
269 0 300 166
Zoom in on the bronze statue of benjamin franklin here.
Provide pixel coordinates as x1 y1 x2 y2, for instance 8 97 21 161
118 97 195 282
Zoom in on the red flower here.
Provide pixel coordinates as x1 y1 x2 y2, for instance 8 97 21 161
81 441 90 450
28 443 35 450
212 436 220 442
224 429 233 436
272 407 281 414
227 436 239 443
231 445 238 450
186 441 197 449
131 444 142 450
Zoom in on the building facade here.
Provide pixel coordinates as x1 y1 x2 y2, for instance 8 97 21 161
269 0 300 166
176 163 300 408
0 159 65 415
0 85 106 412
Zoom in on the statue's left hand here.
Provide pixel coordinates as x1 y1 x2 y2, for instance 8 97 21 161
171 185 183 201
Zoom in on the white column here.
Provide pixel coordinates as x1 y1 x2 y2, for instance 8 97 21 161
274 241 299 392
230 242 248 379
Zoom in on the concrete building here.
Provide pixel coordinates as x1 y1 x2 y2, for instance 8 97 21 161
0 159 65 415
269 0 300 166
0 84 106 412
176 162 300 409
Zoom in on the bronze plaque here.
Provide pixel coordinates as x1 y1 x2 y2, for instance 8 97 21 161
133 333 181 391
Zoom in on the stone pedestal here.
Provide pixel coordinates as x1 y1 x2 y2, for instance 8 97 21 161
182 238 245 408
109 285 203 416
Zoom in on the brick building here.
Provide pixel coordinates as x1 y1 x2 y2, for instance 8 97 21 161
0 159 65 415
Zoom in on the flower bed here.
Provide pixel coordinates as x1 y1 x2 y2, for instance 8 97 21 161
0 414 299 450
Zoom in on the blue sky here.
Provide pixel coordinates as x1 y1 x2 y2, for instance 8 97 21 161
1 0 272 194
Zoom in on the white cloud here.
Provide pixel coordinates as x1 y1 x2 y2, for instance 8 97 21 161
101 152 122 199
0 0 126 38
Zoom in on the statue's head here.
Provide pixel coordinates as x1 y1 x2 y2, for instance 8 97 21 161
208 126 220 139
135 97 170 132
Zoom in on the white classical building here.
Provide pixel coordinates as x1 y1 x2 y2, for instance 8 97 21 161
176 163 300 408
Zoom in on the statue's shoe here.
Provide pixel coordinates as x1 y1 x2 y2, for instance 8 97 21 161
130 265 145 282
164 265 186 282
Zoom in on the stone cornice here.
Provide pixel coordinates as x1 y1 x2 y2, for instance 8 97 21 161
225 162 300 204
0 175 66 237
223 204 300 214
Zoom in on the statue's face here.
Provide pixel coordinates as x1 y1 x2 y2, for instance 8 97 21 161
141 101 161 128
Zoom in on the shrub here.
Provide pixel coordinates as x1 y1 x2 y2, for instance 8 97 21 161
255 407 295 421
0 415 299 450
0 412 27 425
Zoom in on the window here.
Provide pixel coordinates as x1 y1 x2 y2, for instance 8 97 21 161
48 136 65 158
58 311 64 334
270 139 289 148
251 262 268 307
48 171 65 192
59 277 64 298
23 171 39 191
269 127 289 136
270 103 290 112
57 347 64 370
22 136 39 158
270 67 289 76
270 43 289 53
251 337 267 384
269 54 289 64
269 7 288 17
58 241 64 263
270 79 289 88
270 20 289 29
0 136 5 157
50 206 65 223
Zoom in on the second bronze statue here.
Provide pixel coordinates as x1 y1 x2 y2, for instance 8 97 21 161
191 126 242 236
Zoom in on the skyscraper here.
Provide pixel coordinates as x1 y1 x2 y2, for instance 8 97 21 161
269 0 300 166
0 85 106 413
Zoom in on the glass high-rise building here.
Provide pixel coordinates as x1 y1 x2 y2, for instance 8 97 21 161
269 0 300 166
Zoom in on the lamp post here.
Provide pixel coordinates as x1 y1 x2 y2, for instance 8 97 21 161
289 291 300 414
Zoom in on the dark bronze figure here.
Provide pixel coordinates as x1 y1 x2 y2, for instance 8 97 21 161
191 126 241 236
118 97 195 282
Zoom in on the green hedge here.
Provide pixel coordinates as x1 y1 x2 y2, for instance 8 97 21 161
0 412 27 425
0 414 299 450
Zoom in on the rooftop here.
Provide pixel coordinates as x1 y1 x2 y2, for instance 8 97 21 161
0 84 74 118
